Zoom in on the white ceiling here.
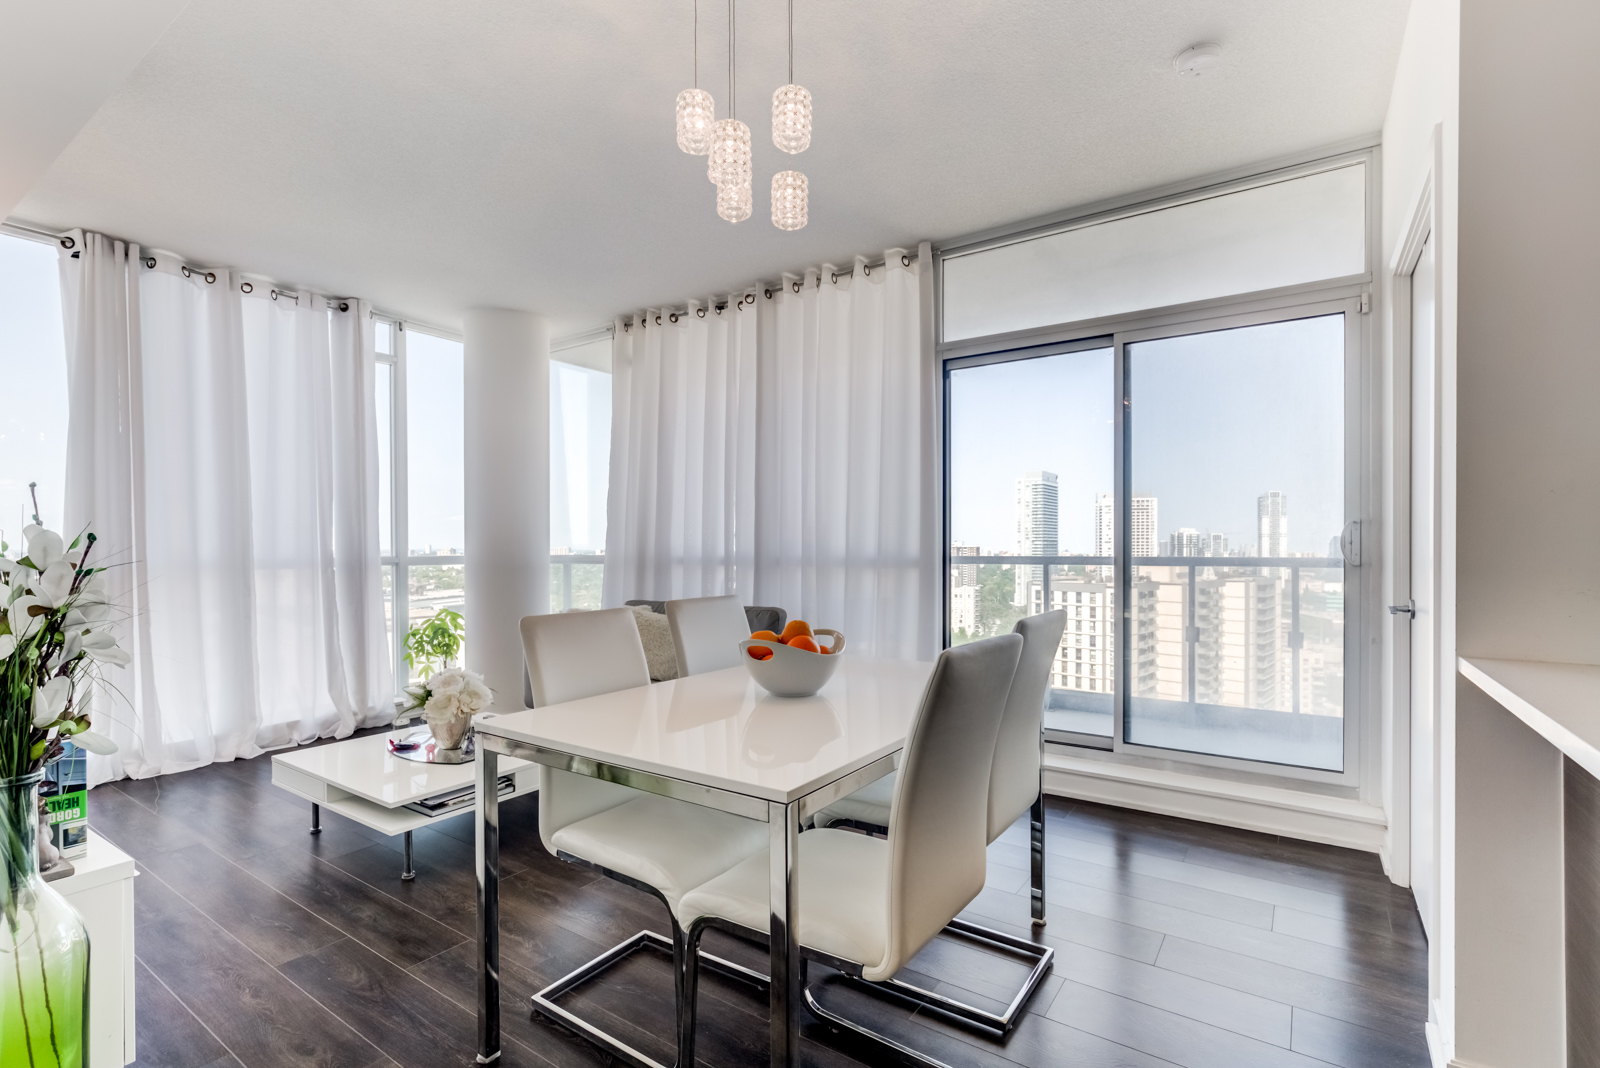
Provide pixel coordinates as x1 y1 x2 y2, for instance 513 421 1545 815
14 0 1410 336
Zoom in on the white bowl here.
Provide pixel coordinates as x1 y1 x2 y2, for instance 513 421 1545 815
740 629 845 698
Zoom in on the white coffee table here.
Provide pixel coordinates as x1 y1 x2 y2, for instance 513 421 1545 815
272 720 536 880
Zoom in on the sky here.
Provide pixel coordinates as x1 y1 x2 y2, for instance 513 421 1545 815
0 234 68 547
949 314 1346 557
405 330 466 555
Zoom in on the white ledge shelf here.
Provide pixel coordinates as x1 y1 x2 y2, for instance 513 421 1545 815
1460 656 1600 781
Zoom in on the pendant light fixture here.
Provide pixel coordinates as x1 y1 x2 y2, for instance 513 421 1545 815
717 179 753 223
707 0 751 221
771 0 811 153
771 171 807 230
676 1 715 153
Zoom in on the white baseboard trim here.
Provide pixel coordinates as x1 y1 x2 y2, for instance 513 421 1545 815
1042 751 1388 854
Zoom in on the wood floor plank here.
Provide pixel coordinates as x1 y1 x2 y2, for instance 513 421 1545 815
140 844 346 966
277 937 557 1068
88 784 204 860
232 845 468 968
1045 977 1337 1068
1290 1006 1433 1067
130 958 234 1068
136 906 386 1068
1154 936 1427 1043
1045 938 1293 1046
908 1000 1185 1068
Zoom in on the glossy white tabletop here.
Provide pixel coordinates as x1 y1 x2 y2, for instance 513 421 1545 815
272 730 529 809
476 657 935 804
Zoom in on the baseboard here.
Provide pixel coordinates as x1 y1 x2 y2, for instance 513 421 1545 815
1042 751 1388 854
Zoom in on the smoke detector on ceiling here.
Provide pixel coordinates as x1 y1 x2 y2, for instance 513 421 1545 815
1173 43 1222 77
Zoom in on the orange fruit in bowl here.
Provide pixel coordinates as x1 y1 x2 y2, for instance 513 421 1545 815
748 645 774 660
750 630 780 643
779 619 813 643
787 635 820 654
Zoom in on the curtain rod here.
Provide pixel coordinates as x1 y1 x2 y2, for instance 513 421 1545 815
621 251 918 330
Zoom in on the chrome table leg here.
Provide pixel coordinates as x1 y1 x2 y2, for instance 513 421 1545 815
769 799 801 1068
476 747 501 1064
1030 778 1046 927
309 802 321 835
402 830 416 881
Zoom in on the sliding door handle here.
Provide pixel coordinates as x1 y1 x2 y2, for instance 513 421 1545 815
1388 601 1415 617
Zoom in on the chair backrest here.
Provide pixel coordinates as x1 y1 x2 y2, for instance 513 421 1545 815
875 633 1021 981
520 609 653 850
665 595 752 676
988 610 1068 842
520 608 651 706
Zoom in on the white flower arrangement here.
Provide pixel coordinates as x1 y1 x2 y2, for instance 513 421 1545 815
1 503 126 779
402 666 492 746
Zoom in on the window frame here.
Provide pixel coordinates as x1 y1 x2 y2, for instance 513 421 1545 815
935 147 1380 795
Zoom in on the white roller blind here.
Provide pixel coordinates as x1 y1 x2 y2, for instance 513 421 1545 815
942 164 1366 342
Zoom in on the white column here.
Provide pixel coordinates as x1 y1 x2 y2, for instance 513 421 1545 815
465 309 549 710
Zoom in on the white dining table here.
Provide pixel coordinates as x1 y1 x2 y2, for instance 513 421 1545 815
472 655 935 1068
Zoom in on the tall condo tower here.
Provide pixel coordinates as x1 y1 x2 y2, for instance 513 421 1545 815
1258 491 1289 557
1094 491 1158 576
1014 472 1059 607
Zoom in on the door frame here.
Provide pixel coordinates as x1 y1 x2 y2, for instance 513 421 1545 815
1386 130 1443 908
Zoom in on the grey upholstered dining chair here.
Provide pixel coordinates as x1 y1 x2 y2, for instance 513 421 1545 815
664 594 752 676
519 607 768 1068
672 632 1024 1068
811 608 1067 1031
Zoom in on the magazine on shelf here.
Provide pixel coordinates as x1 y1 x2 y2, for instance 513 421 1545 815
403 774 516 817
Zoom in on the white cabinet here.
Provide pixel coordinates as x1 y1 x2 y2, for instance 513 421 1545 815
51 832 136 1067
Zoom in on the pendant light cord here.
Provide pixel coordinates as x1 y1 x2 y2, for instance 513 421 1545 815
693 0 698 87
788 0 794 84
728 0 736 119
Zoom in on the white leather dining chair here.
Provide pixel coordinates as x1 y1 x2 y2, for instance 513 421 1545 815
673 633 1024 1068
809 609 1066 1032
520 608 769 1068
664 594 751 676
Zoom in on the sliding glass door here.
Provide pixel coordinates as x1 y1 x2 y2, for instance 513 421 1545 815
945 304 1356 774
945 340 1116 741
1124 313 1348 770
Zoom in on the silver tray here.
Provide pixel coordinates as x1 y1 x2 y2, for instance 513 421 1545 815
387 727 475 764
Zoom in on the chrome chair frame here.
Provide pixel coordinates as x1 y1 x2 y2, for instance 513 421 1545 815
528 851 768 1068
680 912 1051 1068
820 766 1052 1032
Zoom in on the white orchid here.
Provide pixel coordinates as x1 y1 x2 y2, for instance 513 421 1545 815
70 730 118 755
32 676 71 728
34 560 76 608
0 634 14 662
8 594 48 641
80 628 130 667
22 524 65 571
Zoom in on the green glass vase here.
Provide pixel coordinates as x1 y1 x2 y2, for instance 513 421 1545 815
1 771 89 1067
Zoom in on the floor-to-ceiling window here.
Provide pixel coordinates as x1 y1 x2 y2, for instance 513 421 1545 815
0 232 68 540
941 153 1371 782
377 324 613 690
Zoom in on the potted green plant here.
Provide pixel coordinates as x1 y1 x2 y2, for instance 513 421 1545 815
401 607 464 682
1 487 124 1067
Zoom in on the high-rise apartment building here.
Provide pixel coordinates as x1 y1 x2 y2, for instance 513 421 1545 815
1258 491 1289 557
1132 494 1157 558
950 542 980 588
1171 528 1203 556
1206 532 1228 557
1048 580 1114 694
1093 491 1157 576
1014 472 1059 606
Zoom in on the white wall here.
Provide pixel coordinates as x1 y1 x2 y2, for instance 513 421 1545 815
1378 0 1459 1057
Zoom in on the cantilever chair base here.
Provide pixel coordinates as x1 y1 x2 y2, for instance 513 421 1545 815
529 851 769 1068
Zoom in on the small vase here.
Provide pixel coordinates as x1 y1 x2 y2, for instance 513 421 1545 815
2 772 90 1067
426 711 472 751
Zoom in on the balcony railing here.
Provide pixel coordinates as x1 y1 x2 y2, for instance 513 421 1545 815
551 554 605 612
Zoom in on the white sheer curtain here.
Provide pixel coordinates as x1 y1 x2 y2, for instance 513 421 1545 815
603 298 758 604
550 358 612 554
60 235 392 782
604 252 937 660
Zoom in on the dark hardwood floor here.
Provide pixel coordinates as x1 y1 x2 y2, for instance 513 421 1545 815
93 736 1430 1068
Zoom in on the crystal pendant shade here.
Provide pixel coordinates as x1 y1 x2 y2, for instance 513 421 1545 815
675 88 716 154
717 178 753 223
771 84 812 153
706 119 752 186
771 171 808 230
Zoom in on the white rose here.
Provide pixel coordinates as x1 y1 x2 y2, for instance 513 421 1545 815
428 670 465 698
424 692 461 718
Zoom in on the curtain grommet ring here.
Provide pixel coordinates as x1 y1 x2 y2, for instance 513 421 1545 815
271 289 280 301
181 266 192 278
670 312 679 323
764 288 772 299
863 265 871 277
792 281 801 293
59 236 75 250
696 307 706 318
204 271 216 284
830 271 838 284
902 254 911 267
143 256 156 269
655 314 662 325
338 301 349 312
240 282 253 294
